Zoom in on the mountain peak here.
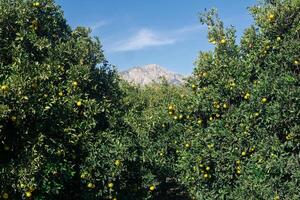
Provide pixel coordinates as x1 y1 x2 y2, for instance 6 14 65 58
120 64 184 85
144 64 163 70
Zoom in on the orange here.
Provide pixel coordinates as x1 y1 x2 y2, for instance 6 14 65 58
149 185 155 191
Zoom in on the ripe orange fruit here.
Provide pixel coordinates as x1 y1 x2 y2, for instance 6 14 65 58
1 85 8 92
244 93 250 100
229 81 236 87
11 116 17 122
72 81 78 87
149 185 155 191
274 195 280 200
286 134 293 140
25 191 32 198
115 159 121 166
87 183 95 189
261 97 267 103
80 173 86 179
108 182 114 188
2 193 9 199
76 101 82 107
268 14 275 21
33 2 40 7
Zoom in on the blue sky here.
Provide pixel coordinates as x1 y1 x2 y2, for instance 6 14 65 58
56 0 257 74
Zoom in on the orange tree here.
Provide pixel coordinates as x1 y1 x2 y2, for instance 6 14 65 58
121 81 192 199
1 0 300 199
167 0 300 199
103 0 300 199
0 0 133 199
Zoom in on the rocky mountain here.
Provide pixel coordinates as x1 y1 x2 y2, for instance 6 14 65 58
120 64 185 85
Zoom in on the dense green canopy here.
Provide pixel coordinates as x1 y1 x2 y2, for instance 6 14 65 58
1 0 299 199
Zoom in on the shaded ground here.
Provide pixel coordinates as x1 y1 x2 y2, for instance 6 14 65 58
153 177 192 200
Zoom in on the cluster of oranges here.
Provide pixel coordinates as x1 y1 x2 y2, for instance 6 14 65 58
87 182 95 189
2 188 33 199
213 101 229 110
199 163 212 180
243 92 251 100
268 13 275 22
31 19 39 30
32 2 40 7
285 133 294 141
228 80 236 90
168 105 175 115
235 160 242 175
168 105 186 121
209 38 226 45
71 81 84 108
235 147 256 175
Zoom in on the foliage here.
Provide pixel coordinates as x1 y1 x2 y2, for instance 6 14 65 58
1 0 299 199
121 81 191 199
173 0 300 199
121 1 299 199
0 0 131 199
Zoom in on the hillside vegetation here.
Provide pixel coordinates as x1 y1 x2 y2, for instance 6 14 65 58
0 0 299 199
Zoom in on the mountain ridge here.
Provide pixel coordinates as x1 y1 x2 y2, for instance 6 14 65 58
120 64 185 85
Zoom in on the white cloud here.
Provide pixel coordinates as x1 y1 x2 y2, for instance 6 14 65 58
109 24 204 52
90 20 109 31
112 29 175 52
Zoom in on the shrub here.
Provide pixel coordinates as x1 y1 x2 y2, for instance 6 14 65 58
0 0 131 199
124 1 299 199
121 81 192 199
170 0 300 199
